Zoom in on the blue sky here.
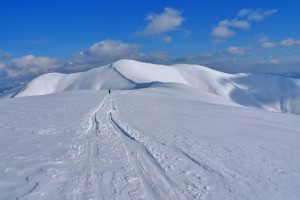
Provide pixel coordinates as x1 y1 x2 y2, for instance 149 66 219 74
1 0 300 85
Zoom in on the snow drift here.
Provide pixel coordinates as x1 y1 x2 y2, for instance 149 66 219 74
9 59 300 114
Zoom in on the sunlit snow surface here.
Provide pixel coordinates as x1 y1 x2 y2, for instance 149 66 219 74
11 59 300 114
1 87 300 200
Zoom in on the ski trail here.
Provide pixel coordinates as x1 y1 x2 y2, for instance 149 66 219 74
108 95 240 199
109 112 181 200
68 93 233 199
108 95 211 199
68 95 149 200
70 95 108 200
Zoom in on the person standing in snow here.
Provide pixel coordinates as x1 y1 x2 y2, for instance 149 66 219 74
108 90 111 94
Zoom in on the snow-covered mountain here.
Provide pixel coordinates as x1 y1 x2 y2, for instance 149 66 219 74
1 59 300 199
10 59 300 114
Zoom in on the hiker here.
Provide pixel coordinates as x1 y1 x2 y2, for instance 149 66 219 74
108 90 111 94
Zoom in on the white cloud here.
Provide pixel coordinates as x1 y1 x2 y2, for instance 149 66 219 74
139 7 184 35
223 46 245 55
211 9 277 43
211 26 235 43
237 9 253 17
5 55 63 77
136 7 186 42
1 40 169 78
246 9 278 21
257 36 300 48
172 46 247 63
257 36 277 48
69 39 168 70
219 19 250 30
211 19 250 43
71 40 140 65
280 38 300 46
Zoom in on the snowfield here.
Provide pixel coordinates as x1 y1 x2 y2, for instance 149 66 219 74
1 60 300 199
1 87 300 199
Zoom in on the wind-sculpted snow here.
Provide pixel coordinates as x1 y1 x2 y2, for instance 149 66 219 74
114 88 300 200
0 87 300 200
8 59 300 113
0 91 101 199
1 88 300 199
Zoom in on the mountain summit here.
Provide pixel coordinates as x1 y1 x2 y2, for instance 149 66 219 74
8 59 300 114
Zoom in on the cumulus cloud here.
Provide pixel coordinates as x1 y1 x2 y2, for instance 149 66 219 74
211 9 277 43
211 26 235 42
257 36 277 48
71 40 140 65
280 38 300 46
172 45 247 63
136 7 185 42
257 36 300 48
5 55 63 78
0 40 169 79
139 7 184 35
69 39 168 71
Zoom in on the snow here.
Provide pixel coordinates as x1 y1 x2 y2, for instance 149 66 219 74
8 59 300 114
1 87 300 199
113 59 188 85
0 91 100 199
1 59 300 199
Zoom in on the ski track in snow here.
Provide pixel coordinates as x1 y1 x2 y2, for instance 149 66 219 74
2 89 300 199
64 93 246 200
67 95 149 200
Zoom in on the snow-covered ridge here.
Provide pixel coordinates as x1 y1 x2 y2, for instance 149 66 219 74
10 59 300 113
14 60 187 98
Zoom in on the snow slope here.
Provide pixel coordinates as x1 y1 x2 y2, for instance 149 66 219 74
10 59 300 114
14 60 188 98
1 88 300 199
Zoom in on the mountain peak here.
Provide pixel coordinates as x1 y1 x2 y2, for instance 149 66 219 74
3 60 300 114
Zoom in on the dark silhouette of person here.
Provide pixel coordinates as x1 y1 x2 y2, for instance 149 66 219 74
108 90 111 94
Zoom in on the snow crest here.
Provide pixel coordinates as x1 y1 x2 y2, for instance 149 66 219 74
11 59 300 114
